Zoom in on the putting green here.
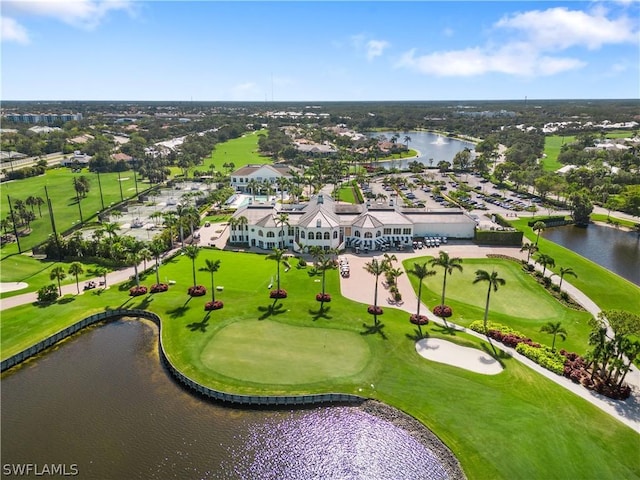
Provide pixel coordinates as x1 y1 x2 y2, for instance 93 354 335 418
200 320 370 385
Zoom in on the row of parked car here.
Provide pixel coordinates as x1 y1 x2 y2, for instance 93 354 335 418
413 236 447 249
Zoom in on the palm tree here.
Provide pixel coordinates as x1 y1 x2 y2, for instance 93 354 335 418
149 239 166 285
95 266 108 288
536 253 555 276
407 262 436 338
102 222 120 239
473 269 506 334
540 321 567 352
316 255 335 311
266 248 286 294
532 221 546 246
364 258 386 326
247 179 260 202
50 266 66 297
68 262 84 294
139 247 152 271
163 212 178 245
520 242 538 263
404 135 411 151
183 245 200 287
200 258 221 302
126 251 143 288
273 212 290 249
557 266 577 290
429 250 463 307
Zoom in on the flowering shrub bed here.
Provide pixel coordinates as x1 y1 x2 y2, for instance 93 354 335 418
150 283 168 293
432 305 452 317
367 305 383 315
516 343 565 375
409 314 429 325
129 286 147 297
560 350 631 400
204 300 224 311
269 289 287 299
188 285 207 297
316 293 331 302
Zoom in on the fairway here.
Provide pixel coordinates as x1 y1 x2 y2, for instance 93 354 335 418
200 320 370 384
202 130 272 172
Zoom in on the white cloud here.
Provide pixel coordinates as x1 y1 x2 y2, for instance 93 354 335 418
495 6 637 50
1 16 29 44
395 6 635 78
2 0 136 33
366 40 389 60
350 34 389 61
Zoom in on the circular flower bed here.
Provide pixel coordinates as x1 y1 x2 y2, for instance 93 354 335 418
129 286 148 297
367 305 383 316
409 314 429 325
316 293 331 302
188 285 207 297
269 289 288 299
204 300 224 311
150 283 168 293
432 304 452 317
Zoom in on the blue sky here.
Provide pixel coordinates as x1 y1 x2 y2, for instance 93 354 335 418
2 1 638 101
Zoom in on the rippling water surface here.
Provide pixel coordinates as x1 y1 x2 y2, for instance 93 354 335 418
1 319 449 479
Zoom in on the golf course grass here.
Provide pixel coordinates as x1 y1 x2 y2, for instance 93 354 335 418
1 167 142 255
542 135 575 172
510 217 640 313
1 249 638 479
404 257 593 354
201 130 271 172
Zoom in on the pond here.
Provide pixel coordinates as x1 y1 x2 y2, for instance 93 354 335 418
1 318 459 479
368 131 475 169
542 223 640 286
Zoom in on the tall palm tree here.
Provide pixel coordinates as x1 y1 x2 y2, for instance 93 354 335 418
50 266 66 297
266 247 286 293
540 321 567 352
68 262 84 294
520 242 538 263
126 251 143 288
532 221 546 246
163 212 178 245
557 266 577 290
316 255 335 311
149 239 166 285
404 135 411 151
536 253 555 276
364 258 386 326
183 245 200 287
273 212 290 249
473 269 506 334
429 250 463 307
247 179 260 201
408 262 436 338
200 258 221 302
102 222 120 239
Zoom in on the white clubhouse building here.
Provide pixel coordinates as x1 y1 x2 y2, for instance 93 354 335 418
230 164 292 192
228 194 477 252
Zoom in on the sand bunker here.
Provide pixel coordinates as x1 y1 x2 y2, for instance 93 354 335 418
0 282 29 293
416 338 503 375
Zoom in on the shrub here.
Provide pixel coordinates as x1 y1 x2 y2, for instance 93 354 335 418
37 284 59 304
297 258 307 268
368 305 383 315
316 293 331 302
150 283 168 293
187 285 207 297
432 304 452 317
269 289 287 299
129 286 148 297
516 343 565 375
204 300 224 311
409 314 429 325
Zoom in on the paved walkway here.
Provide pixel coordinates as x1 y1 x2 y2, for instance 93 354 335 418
338 244 640 432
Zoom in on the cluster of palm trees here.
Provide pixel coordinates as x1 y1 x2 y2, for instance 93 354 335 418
3 196 45 236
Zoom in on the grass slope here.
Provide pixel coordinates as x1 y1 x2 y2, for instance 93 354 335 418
202 130 272 172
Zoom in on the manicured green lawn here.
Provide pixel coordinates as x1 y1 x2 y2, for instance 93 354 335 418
1 249 638 479
404 257 592 354
510 217 640 313
543 135 575 172
336 185 357 203
201 320 370 384
1 167 142 254
591 213 639 229
0 254 113 299
201 130 272 172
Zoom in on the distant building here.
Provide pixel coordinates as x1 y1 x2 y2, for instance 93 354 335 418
230 164 293 192
60 151 92 167
4 113 82 124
